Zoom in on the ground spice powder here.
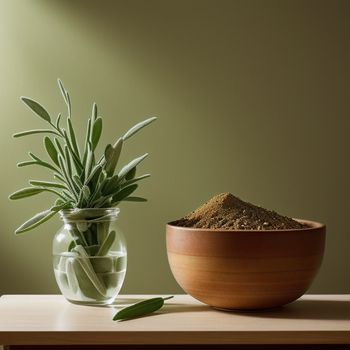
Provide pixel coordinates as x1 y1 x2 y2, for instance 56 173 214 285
173 193 305 230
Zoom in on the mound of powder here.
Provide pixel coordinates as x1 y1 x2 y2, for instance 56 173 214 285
172 193 305 230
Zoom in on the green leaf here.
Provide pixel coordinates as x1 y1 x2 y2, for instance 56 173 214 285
56 114 62 130
15 205 62 234
82 185 90 200
85 141 93 178
104 144 113 161
21 97 51 123
96 230 116 256
28 152 42 162
50 200 70 211
122 174 150 187
66 259 79 294
73 245 107 295
69 257 106 298
122 117 157 141
17 161 36 167
57 79 69 105
54 138 65 158
101 174 119 196
118 154 148 180
9 187 46 200
62 190 75 202
29 180 66 189
84 164 102 186
87 170 106 206
91 103 97 124
58 154 78 199
123 197 148 202
113 296 173 321
77 185 87 207
54 173 66 183
18 159 59 173
57 79 71 117
104 138 123 177
76 194 85 208
63 129 83 174
112 184 138 203
91 117 102 151
64 145 72 178
82 118 92 166
67 118 80 157
66 92 72 117
10 186 66 202
54 198 65 206
96 223 109 245
84 244 100 256
68 240 77 252
125 166 136 180
13 129 60 138
73 175 83 188
44 137 59 166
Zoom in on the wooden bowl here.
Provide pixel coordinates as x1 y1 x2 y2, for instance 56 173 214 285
166 219 326 310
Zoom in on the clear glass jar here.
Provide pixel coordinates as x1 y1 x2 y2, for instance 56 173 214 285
53 208 126 306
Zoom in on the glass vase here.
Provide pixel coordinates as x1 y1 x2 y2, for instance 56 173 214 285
53 208 126 306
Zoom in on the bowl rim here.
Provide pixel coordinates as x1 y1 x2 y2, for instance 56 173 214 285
166 218 325 233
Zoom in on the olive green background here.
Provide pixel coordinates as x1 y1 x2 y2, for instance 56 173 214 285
0 0 349 295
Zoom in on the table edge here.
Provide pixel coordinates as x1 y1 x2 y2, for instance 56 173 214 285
1 330 350 345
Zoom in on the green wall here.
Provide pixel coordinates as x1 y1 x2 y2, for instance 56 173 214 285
1 0 349 295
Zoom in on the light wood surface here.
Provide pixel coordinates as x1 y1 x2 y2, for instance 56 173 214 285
0 294 349 345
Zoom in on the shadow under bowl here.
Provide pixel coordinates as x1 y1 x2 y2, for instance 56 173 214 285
166 219 326 310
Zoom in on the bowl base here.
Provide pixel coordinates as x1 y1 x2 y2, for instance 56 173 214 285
212 305 284 312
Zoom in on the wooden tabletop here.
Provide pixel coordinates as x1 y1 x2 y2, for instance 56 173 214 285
0 294 349 345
